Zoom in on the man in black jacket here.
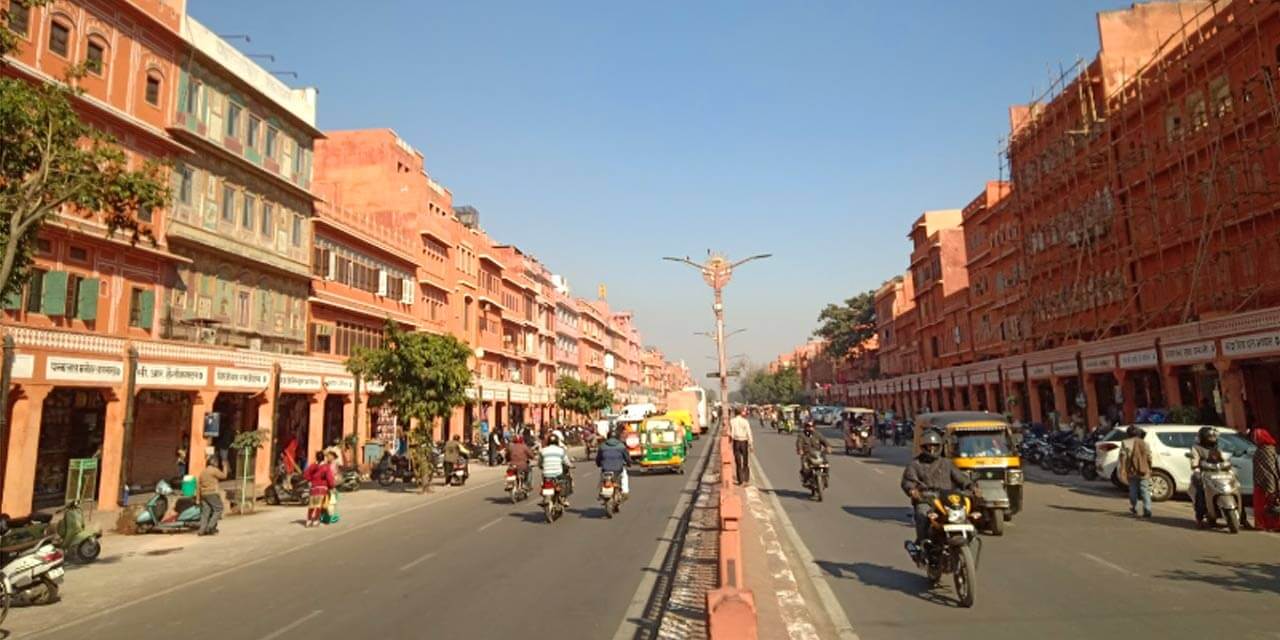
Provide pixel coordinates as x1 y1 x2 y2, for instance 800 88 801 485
596 429 633 503
901 429 974 544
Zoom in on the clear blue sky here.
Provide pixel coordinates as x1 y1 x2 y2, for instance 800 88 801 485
191 0 1122 380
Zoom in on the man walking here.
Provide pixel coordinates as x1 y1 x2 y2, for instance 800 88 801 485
1118 425 1153 518
728 408 753 485
197 454 226 536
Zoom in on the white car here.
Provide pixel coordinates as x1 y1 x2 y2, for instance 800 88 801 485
1095 425 1256 502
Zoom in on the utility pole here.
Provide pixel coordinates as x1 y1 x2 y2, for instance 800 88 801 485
665 253 770 427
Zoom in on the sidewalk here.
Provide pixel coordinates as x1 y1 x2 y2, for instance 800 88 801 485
6 461 513 638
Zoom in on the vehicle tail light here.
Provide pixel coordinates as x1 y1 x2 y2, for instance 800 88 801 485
542 480 556 490
39 549 63 564
506 468 516 478
1097 443 1119 452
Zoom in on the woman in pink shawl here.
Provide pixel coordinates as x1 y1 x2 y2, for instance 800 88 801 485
1251 428 1280 532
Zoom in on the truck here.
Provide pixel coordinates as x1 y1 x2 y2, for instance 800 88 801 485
665 388 708 436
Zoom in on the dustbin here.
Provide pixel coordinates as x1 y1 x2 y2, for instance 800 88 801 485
181 474 197 497
363 442 384 465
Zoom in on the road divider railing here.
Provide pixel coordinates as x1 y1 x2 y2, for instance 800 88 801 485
706 432 758 639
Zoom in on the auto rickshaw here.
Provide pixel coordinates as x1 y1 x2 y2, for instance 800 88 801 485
637 414 687 473
618 417 645 461
914 411 1023 536
841 407 876 455
665 409 696 448
778 404 799 433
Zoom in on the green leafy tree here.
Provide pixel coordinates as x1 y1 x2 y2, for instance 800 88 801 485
556 376 614 419
1 1 170 300
346 321 473 491
813 290 877 359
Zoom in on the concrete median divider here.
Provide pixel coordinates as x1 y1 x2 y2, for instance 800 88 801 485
706 433 758 640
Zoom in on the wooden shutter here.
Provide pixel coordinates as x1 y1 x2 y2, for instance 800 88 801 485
41 271 68 315
377 270 388 297
2 289 21 310
76 278 99 320
138 289 155 330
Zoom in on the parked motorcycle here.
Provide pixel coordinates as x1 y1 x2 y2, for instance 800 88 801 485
337 466 361 492
505 465 530 503
374 452 415 488
264 463 311 505
0 515 65 614
801 451 830 501
1193 453 1244 533
1047 433 1080 476
0 500 101 564
904 490 981 608
542 477 568 523
135 479 202 533
599 471 622 518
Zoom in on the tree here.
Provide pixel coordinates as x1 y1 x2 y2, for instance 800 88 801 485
813 290 877 360
555 376 614 419
737 367 804 406
0 0 169 300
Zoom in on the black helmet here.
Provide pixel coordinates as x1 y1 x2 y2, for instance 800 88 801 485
920 430 944 449
1198 426 1218 447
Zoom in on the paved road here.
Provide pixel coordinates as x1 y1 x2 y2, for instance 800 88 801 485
26 438 707 640
752 423 1280 640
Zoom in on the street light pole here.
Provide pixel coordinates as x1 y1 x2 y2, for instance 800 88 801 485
665 253 770 428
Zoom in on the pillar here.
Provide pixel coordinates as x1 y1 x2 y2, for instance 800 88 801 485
357 392 372 463
1215 359 1248 431
97 387 126 511
254 394 276 488
186 390 219 479
1028 384 1044 425
307 392 327 463
1161 366 1182 408
1083 375 1101 429
1 384 52 517
1115 370 1137 424
1051 377 1069 427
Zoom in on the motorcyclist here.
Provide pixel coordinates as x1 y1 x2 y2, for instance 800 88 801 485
796 420 829 481
901 430 975 552
1189 427 1249 528
442 434 470 481
595 428 633 505
506 434 534 491
540 434 574 506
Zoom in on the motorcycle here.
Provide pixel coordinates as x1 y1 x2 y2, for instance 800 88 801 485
337 466 361 492
505 465 530 503
264 463 311 505
1076 444 1098 480
374 452 415 488
1 500 101 564
846 426 874 456
801 451 830 501
1193 453 1244 533
0 516 65 614
135 479 202 533
904 490 981 608
599 471 622 518
446 457 470 486
541 476 568 523
1046 434 1080 476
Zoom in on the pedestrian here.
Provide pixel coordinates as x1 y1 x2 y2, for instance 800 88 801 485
728 407 753 485
1251 428 1280 532
1117 425 1153 518
322 449 341 524
197 455 226 536
488 427 503 467
303 451 334 528
176 440 189 478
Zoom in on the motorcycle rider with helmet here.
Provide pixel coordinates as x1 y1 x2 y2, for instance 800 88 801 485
901 429 976 552
595 427 633 505
796 420 829 483
1190 426 1250 528
540 433 573 506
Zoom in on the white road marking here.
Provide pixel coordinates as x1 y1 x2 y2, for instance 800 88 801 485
743 483 823 640
258 610 322 640
477 516 503 533
1080 552 1139 577
398 551 437 572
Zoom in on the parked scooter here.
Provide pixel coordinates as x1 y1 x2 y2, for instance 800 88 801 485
0 515 65 613
264 463 311 505
1192 452 1245 533
337 466 361 493
135 479 202 533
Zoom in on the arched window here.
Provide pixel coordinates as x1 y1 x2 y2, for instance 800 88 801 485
144 70 162 106
48 17 72 57
85 36 108 76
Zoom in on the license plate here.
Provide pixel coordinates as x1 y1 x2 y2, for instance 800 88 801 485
600 487 614 497
942 524 975 533
542 488 555 496
48 567 64 581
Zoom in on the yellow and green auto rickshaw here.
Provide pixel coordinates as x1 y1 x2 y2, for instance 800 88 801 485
637 414 687 474
914 412 1023 536
665 409 696 448
618 417 645 461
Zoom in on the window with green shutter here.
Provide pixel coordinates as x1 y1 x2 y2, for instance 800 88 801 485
3 289 22 310
40 271 68 316
76 278 99 321
25 269 46 313
130 287 155 329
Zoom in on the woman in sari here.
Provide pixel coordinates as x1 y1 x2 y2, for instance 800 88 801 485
302 451 334 528
1251 428 1280 532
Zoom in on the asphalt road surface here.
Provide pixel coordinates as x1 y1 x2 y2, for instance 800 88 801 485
28 438 706 640
752 423 1280 640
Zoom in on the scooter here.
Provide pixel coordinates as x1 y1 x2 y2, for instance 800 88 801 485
135 479 202 533
337 466 361 493
264 463 311 505
54 499 102 563
446 457 470 486
0 516 65 613
1193 453 1245 533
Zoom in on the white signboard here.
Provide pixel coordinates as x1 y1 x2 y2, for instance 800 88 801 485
280 373 322 392
214 367 270 390
137 363 208 387
366 380 386 394
46 356 124 383
1119 349 1157 370
324 377 355 393
1082 355 1116 373
955 375 969 387
1051 360 1079 376
1162 341 1217 365
1028 364 1052 380
11 354 33 379
1005 367 1024 382
985 371 1001 384
941 377 953 389
1221 330 1280 358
